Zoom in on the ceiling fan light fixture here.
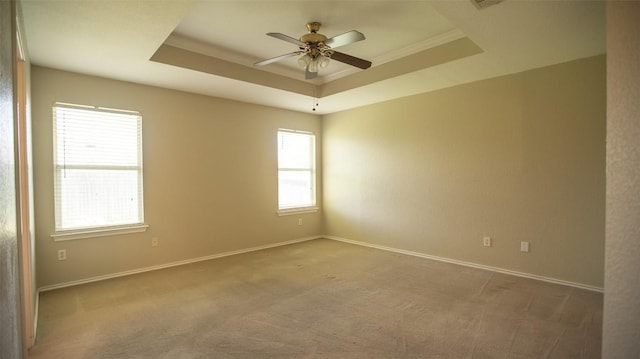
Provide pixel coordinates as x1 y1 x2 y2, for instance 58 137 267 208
298 54 311 68
318 56 330 68
308 59 319 73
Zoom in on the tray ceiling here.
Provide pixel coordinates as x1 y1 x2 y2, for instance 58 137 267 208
21 0 605 114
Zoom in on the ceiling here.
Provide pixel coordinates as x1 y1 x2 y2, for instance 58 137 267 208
21 0 605 115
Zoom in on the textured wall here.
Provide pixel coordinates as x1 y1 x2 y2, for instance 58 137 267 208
0 1 24 358
32 67 322 288
323 56 606 288
603 1 640 357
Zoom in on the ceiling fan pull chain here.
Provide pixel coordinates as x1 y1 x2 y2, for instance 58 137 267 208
312 87 319 112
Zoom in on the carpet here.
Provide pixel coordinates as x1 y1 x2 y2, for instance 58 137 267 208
29 239 602 358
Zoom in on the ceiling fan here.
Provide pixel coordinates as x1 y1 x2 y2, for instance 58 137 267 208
254 22 372 80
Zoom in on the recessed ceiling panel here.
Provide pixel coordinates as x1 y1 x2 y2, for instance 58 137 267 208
170 1 460 80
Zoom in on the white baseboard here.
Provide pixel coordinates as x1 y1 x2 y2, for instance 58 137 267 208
324 235 603 293
37 234 603 294
38 235 322 292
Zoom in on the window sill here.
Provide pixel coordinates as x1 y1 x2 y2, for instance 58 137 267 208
277 207 319 216
51 224 149 242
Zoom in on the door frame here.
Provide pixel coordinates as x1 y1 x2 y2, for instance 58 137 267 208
14 8 35 349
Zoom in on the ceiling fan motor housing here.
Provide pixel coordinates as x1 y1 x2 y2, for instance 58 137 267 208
299 22 330 60
300 32 327 44
300 22 327 44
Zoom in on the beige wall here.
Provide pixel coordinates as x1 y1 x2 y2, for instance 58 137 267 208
32 55 606 290
323 55 606 288
32 66 322 288
603 1 640 356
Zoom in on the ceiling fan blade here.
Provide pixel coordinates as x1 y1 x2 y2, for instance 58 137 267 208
305 65 317 80
254 52 300 66
267 32 305 47
325 30 365 49
330 51 372 69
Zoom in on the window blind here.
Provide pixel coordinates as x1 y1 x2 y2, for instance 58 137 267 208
53 103 144 231
277 130 316 210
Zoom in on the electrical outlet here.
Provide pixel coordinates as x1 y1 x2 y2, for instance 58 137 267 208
520 241 530 252
57 249 67 261
298 218 303 226
151 237 159 247
483 236 491 247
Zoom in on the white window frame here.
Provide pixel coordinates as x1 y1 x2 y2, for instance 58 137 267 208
277 129 318 215
51 103 147 241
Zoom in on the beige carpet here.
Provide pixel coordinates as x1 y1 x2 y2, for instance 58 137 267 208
29 239 602 358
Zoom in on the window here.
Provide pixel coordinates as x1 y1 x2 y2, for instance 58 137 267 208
52 103 145 236
277 129 316 213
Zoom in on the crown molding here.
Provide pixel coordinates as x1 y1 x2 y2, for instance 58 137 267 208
321 29 466 83
164 33 307 81
163 29 466 86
